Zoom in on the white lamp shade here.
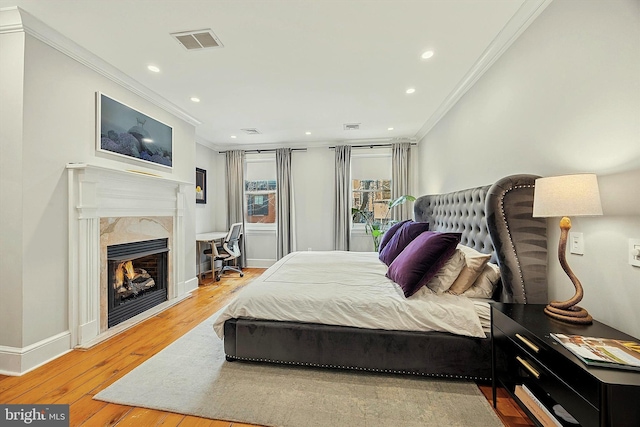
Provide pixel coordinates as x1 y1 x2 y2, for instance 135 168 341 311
533 174 603 218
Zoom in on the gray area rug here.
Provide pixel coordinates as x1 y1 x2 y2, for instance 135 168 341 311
94 312 503 427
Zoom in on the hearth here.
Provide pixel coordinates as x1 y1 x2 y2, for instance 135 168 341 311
107 238 169 328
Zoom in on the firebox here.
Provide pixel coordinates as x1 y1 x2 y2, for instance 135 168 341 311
107 238 169 328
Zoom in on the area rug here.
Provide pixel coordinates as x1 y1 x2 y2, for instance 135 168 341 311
94 312 503 427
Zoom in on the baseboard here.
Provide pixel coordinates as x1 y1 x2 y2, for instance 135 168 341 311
246 258 276 268
198 261 211 277
0 331 72 376
184 276 199 293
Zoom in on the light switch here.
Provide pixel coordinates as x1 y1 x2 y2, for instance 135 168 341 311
629 239 640 268
570 232 584 255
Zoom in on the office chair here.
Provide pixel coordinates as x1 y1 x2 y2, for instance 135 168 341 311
204 222 244 281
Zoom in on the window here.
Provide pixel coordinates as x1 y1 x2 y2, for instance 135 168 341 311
351 149 392 226
352 179 391 224
245 180 276 222
245 155 276 225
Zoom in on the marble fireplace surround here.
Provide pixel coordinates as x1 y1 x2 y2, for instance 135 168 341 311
67 163 192 348
100 216 172 332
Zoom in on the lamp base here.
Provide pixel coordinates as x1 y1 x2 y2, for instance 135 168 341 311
544 304 593 324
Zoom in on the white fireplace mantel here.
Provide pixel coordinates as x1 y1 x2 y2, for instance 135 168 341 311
67 163 193 347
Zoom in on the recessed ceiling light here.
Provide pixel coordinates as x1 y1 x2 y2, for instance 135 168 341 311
190 97 200 103
388 127 394 131
147 65 160 73
305 131 311 135
406 88 416 94
421 50 434 59
230 135 237 139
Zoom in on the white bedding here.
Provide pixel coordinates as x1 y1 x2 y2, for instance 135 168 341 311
213 251 488 339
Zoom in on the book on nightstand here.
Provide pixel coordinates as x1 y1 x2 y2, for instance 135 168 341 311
551 333 640 372
514 384 562 427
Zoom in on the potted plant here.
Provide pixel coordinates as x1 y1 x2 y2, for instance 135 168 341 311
351 195 416 251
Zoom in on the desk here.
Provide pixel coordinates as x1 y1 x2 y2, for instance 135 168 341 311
196 231 228 283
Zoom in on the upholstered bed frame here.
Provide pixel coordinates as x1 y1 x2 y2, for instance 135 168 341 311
223 174 547 380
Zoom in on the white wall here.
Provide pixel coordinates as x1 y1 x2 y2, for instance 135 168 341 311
195 143 218 273
195 143 217 234
0 27 197 373
0 30 26 349
417 0 640 338
292 147 335 253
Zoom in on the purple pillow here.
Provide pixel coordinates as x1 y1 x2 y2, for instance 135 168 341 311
379 221 430 266
378 219 411 253
386 231 462 298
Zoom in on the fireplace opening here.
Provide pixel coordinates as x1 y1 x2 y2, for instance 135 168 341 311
107 238 169 328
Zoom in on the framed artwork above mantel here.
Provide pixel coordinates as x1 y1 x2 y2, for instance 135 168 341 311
96 92 173 169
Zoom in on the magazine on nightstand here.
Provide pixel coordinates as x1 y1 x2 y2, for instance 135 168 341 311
551 333 640 372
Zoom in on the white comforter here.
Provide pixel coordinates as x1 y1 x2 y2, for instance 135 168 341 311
213 251 486 338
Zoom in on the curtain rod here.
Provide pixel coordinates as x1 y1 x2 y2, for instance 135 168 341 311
328 143 416 149
218 148 307 154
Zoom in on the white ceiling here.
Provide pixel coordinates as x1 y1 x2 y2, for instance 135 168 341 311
1 0 541 149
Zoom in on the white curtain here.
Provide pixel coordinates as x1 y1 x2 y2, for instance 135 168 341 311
276 148 296 259
225 150 246 267
392 142 412 221
334 145 351 250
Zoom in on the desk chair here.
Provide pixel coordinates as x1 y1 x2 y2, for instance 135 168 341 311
204 222 244 281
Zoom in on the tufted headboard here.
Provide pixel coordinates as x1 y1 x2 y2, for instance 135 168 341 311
414 174 547 304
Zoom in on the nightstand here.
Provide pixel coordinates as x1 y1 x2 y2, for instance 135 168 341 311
491 303 640 427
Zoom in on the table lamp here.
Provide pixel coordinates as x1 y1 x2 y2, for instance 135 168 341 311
533 174 603 324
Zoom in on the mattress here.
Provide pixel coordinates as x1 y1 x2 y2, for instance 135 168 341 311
470 298 492 333
213 251 488 338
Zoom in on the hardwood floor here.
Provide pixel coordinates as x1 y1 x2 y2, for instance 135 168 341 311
0 268 532 427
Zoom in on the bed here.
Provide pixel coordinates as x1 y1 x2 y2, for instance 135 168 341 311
215 174 548 380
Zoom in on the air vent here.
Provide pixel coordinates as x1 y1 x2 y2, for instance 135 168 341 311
171 29 223 50
343 123 360 130
241 128 261 135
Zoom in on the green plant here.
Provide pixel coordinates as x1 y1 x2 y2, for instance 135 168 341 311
351 195 416 251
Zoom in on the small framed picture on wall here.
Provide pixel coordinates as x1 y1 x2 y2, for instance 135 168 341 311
196 168 206 204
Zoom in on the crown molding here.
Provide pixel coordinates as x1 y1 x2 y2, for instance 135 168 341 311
195 136 223 151
0 6 201 127
415 0 553 142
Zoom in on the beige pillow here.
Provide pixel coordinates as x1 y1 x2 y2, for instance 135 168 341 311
447 245 491 295
460 262 501 299
425 249 466 294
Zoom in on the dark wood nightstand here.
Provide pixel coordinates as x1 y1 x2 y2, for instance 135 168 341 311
491 303 640 427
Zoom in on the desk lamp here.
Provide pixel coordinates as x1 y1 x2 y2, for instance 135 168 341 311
533 174 602 324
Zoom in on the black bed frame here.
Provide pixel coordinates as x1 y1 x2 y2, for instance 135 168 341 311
223 174 548 380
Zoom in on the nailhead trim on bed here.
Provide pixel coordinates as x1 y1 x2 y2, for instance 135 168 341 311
497 184 534 304
225 354 490 382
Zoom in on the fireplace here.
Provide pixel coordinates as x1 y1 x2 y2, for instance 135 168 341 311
68 164 195 347
107 238 169 328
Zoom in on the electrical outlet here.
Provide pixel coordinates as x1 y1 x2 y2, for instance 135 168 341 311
570 232 584 255
629 239 640 268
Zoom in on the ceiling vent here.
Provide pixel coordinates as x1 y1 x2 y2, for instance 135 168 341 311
171 29 223 51
343 123 360 130
241 128 261 135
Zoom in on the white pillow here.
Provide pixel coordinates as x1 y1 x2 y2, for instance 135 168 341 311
447 245 491 295
460 262 501 298
425 249 466 294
